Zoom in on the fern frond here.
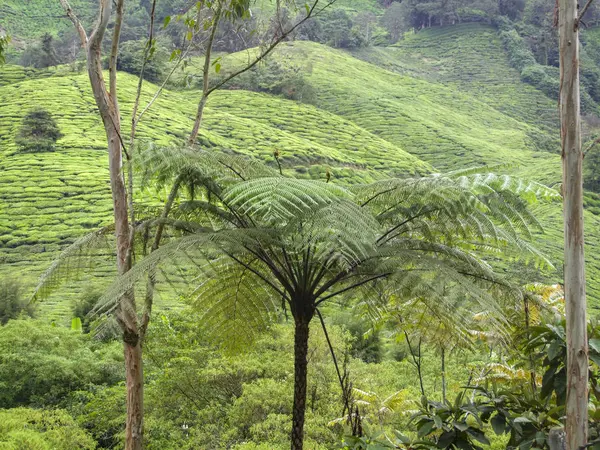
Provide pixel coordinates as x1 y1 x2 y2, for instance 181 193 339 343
224 178 352 224
32 225 115 302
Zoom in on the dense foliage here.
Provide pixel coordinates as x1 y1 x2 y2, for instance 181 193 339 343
3 1 600 449
14 108 62 153
0 278 34 324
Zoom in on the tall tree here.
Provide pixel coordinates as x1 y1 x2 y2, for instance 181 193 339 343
102 149 556 450
55 1 143 448
558 0 589 448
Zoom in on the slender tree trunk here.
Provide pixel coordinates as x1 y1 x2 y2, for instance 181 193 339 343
441 346 446 404
558 1 589 449
291 317 310 450
188 5 222 145
189 94 208 145
524 296 537 392
124 336 144 450
57 1 143 448
405 332 425 396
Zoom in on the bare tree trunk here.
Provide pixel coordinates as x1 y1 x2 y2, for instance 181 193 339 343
441 346 446 404
558 1 589 449
124 335 144 450
189 94 209 145
291 317 310 450
58 1 143 448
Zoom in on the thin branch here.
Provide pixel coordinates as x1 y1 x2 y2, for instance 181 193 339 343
206 0 336 95
57 0 88 45
580 0 595 22
583 134 600 156
140 175 181 338
135 44 193 125
109 0 125 111
315 308 351 413
315 273 391 306
127 0 157 273
130 0 157 141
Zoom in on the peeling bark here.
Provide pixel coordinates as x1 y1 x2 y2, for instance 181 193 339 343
558 1 589 449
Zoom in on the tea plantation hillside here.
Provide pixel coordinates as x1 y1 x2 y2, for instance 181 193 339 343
187 33 600 304
352 24 559 137
0 64 429 319
2 33 600 319
0 0 96 47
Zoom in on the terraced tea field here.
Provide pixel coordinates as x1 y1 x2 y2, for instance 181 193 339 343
2 26 600 320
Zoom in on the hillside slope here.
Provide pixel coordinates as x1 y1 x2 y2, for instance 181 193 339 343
223 36 600 305
0 68 428 318
2 27 600 317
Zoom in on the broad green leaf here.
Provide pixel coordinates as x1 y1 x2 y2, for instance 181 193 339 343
418 420 435 437
163 15 171 28
589 338 600 353
548 340 561 361
466 427 490 445
491 414 507 435
71 317 82 332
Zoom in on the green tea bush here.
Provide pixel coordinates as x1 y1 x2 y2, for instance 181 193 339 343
15 108 63 153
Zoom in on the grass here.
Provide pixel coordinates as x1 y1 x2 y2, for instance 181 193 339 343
2 23 600 319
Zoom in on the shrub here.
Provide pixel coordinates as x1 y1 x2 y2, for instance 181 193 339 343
15 108 63 153
228 59 316 103
0 278 34 324
72 288 102 334
0 320 122 408
115 39 167 83
0 408 97 449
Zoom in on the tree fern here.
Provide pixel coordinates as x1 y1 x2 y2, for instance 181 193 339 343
34 147 558 449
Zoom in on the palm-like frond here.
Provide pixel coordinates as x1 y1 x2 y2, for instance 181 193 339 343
37 145 555 352
224 177 352 224
32 225 115 301
188 257 279 352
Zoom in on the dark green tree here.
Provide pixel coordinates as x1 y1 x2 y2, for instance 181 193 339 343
116 40 167 83
0 35 9 65
20 33 59 68
15 108 63 153
0 278 34 324
381 2 405 43
585 145 600 193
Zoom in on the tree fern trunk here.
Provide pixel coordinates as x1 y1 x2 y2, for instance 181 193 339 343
291 318 310 450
